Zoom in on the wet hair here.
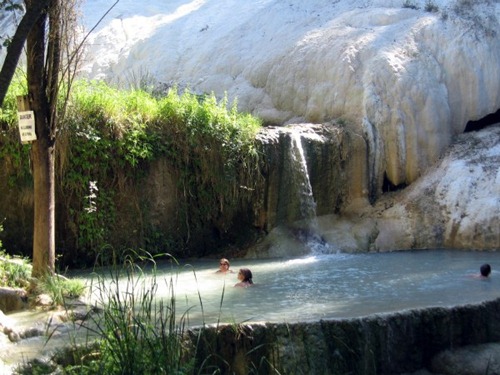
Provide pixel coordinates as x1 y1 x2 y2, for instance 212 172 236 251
480 263 491 277
239 268 253 284
220 258 230 267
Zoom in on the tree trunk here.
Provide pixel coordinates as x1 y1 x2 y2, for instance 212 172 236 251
31 137 56 278
26 1 56 278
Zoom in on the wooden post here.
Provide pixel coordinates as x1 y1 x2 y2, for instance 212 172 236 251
17 95 30 111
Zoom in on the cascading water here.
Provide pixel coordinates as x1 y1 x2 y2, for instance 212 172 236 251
289 131 317 221
288 130 330 253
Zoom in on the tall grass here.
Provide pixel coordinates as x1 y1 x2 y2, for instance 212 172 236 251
67 252 196 374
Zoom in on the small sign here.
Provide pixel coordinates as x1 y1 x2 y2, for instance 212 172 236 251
18 110 37 143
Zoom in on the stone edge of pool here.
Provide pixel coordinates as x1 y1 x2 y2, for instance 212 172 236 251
189 297 500 374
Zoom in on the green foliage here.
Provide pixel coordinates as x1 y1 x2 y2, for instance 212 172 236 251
154 89 262 239
1 75 263 265
0 249 31 289
0 73 33 191
37 275 86 305
61 80 262 260
0 71 27 125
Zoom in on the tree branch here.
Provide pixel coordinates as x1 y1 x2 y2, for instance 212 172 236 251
0 0 50 107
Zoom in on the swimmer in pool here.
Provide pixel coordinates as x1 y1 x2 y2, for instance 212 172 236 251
480 263 491 278
216 258 234 274
234 268 254 287
469 263 491 279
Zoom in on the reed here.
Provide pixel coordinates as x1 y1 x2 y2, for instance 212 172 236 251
46 251 195 374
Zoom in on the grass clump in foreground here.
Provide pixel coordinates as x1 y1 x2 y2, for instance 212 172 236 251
29 252 198 375
36 274 87 306
84 255 193 374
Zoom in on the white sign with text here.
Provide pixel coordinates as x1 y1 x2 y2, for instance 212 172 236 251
18 110 37 143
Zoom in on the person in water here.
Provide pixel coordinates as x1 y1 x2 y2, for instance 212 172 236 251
216 258 234 274
469 263 492 279
234 268 254 287
480 263 491 278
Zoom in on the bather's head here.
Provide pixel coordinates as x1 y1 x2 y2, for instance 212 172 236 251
218 258 231 273
480 263 491 277
238 268 253 284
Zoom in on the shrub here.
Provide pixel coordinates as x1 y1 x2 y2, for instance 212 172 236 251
0 249 31 289
403 0 419 10
0 223 31 288
70 252 195 374
425 0 439 12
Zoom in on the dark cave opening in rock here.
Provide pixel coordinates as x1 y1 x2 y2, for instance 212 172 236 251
464 108 500 132
382 173 407 193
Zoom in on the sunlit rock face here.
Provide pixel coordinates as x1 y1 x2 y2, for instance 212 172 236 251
334 124 500 252
79 0 500 191
248 124 500 257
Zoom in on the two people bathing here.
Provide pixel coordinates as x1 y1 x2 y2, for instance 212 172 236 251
216 258 254 288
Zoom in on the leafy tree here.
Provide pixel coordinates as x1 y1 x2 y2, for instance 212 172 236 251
1 0 122 277
0 0 82 277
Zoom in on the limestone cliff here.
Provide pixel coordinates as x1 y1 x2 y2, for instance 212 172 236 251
79 0 500 188
249 124 499 257
77 0 499 252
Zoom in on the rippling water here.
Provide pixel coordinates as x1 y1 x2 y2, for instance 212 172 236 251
2 249 499 368
155 249 500 324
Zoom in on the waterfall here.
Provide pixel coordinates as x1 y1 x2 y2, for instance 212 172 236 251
289 131 317 220
288 129 332 254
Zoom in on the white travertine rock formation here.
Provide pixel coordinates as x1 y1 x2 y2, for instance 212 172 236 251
79 0 500 188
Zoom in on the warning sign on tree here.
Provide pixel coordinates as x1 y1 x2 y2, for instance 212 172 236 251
18 111 37 143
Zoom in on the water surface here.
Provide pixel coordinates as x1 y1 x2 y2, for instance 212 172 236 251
2 249 499 368
151 250 499 325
